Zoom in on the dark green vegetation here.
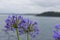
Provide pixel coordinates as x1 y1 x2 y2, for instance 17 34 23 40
36 11 60 17
0 11 60 17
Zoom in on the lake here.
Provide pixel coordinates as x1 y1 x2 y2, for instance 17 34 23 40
0 14 60 40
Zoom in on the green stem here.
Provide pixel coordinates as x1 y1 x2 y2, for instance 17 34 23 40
16 28 20 40
27 33 29 40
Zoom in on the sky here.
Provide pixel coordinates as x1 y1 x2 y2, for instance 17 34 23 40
0 0 60 14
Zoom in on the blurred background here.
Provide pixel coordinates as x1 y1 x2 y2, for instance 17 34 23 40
0 0 60 40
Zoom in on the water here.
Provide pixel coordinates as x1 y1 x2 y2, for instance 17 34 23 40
0 14 60 40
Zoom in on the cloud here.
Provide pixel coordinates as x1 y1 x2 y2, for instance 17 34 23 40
32 0 60 7
0 0 60 13
0 0 36 13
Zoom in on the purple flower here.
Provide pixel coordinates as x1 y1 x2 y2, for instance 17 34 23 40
53 24 60 40
55 24 60 29
19 19 39 38
4 15 39 38
4 15 24 32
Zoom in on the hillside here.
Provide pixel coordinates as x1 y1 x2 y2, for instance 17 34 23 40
36 11 60 17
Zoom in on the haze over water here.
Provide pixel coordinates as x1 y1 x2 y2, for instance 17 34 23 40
0 14 60 40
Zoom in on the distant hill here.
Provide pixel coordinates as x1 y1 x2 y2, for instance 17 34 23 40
36 11 60 17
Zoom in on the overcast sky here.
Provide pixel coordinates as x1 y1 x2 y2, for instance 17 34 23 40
0 0 60 14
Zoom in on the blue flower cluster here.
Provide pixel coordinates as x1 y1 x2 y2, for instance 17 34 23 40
53 24 60 40
4 15 39 38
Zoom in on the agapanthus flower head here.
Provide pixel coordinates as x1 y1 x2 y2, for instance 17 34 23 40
19 19 39 38
55 24 60 29
4 15 39 38
4 15 24 32
53 24 60 40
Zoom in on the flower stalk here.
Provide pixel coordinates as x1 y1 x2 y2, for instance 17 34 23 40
27 33 29 40
16 28 20 40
